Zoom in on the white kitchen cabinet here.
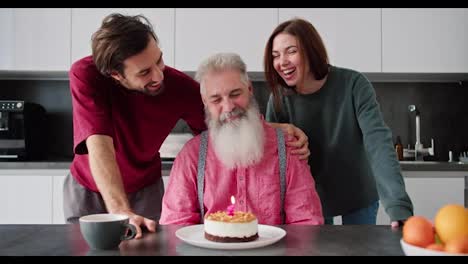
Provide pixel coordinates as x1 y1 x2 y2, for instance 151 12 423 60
52 174 67 224
0 170 70 224
175 8 278 72
71 8 175 67
376 171 466 225
279 8 382 73
0 8 72 71
0 8 14 70
382 8 468 73
0 175 52 224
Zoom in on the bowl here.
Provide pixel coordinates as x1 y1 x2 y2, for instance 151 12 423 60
400 239 468 256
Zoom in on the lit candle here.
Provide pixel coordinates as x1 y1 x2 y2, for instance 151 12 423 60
227 196 235 216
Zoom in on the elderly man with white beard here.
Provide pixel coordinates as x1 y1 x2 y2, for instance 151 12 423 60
159 53 323 225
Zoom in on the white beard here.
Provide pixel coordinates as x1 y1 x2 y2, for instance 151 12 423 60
207 101 265 169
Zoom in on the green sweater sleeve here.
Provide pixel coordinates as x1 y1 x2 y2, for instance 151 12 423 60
265 94 278 122
352 74 414 221
266 94 288 123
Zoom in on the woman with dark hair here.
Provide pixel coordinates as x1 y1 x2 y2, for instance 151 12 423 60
264 18 413 227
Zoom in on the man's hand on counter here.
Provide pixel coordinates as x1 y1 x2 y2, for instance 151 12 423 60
114 209 157 239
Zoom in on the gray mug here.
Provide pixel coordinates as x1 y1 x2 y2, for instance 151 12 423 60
79 213 137 250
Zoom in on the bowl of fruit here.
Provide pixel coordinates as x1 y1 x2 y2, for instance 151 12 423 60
401 204 468 256
400 238 467 256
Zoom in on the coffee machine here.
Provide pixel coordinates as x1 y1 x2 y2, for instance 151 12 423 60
0 100 47 160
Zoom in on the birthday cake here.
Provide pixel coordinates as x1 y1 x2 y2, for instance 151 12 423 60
204 211 259 242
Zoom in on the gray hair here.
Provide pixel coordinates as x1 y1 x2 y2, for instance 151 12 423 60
195 52 250 95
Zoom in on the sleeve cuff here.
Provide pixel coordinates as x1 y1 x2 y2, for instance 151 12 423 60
386 206 413 222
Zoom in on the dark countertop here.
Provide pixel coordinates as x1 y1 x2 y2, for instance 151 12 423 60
399 161 468 171
0 161 71 169
0 160 174 170
0 224 404 256
1 160 468 172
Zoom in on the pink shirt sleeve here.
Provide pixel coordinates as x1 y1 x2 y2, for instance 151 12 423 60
284 148 324 225
159 137 202 225
69 59 113 154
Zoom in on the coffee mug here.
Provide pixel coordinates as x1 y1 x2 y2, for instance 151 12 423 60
79 213 137 250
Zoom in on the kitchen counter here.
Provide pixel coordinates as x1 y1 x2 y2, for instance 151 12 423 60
0 224 404 256
0 161 71 170
2 132 467 172
399 161 468 171
0 160 174 171
1 160 468 172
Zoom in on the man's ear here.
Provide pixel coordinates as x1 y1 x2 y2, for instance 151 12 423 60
200 82 208 106
201 95 207 106
248 81 254 95
110 71 123 82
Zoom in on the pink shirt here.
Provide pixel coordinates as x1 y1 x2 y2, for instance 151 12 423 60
160 120 323 225
69 56 206 193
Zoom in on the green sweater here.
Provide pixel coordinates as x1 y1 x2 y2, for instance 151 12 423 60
266 66 413 221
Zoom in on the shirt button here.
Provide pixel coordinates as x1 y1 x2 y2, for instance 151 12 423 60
239 176 244 181
239 200 244 205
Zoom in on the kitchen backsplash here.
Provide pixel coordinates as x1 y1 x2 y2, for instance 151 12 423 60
0 80 73 161
0 79 467 161
373 81 468 161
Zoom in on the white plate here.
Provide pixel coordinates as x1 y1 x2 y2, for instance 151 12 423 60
175 224 286 250
400 239 468 256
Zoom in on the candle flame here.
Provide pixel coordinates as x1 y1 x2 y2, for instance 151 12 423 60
231 196 235 204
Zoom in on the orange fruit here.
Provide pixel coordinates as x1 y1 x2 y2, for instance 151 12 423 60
403 216 435 247
444 236 468 254
434 204 468 243
426 243 444 252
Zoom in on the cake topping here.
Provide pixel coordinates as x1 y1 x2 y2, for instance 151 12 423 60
205 211 257 222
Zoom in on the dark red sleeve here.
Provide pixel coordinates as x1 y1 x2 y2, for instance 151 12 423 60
180 77 207 135
69 57 113 154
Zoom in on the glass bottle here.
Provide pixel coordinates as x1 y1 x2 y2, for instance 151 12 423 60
395 136 404 161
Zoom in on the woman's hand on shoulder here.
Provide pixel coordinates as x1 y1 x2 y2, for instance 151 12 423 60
269 122 310 161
